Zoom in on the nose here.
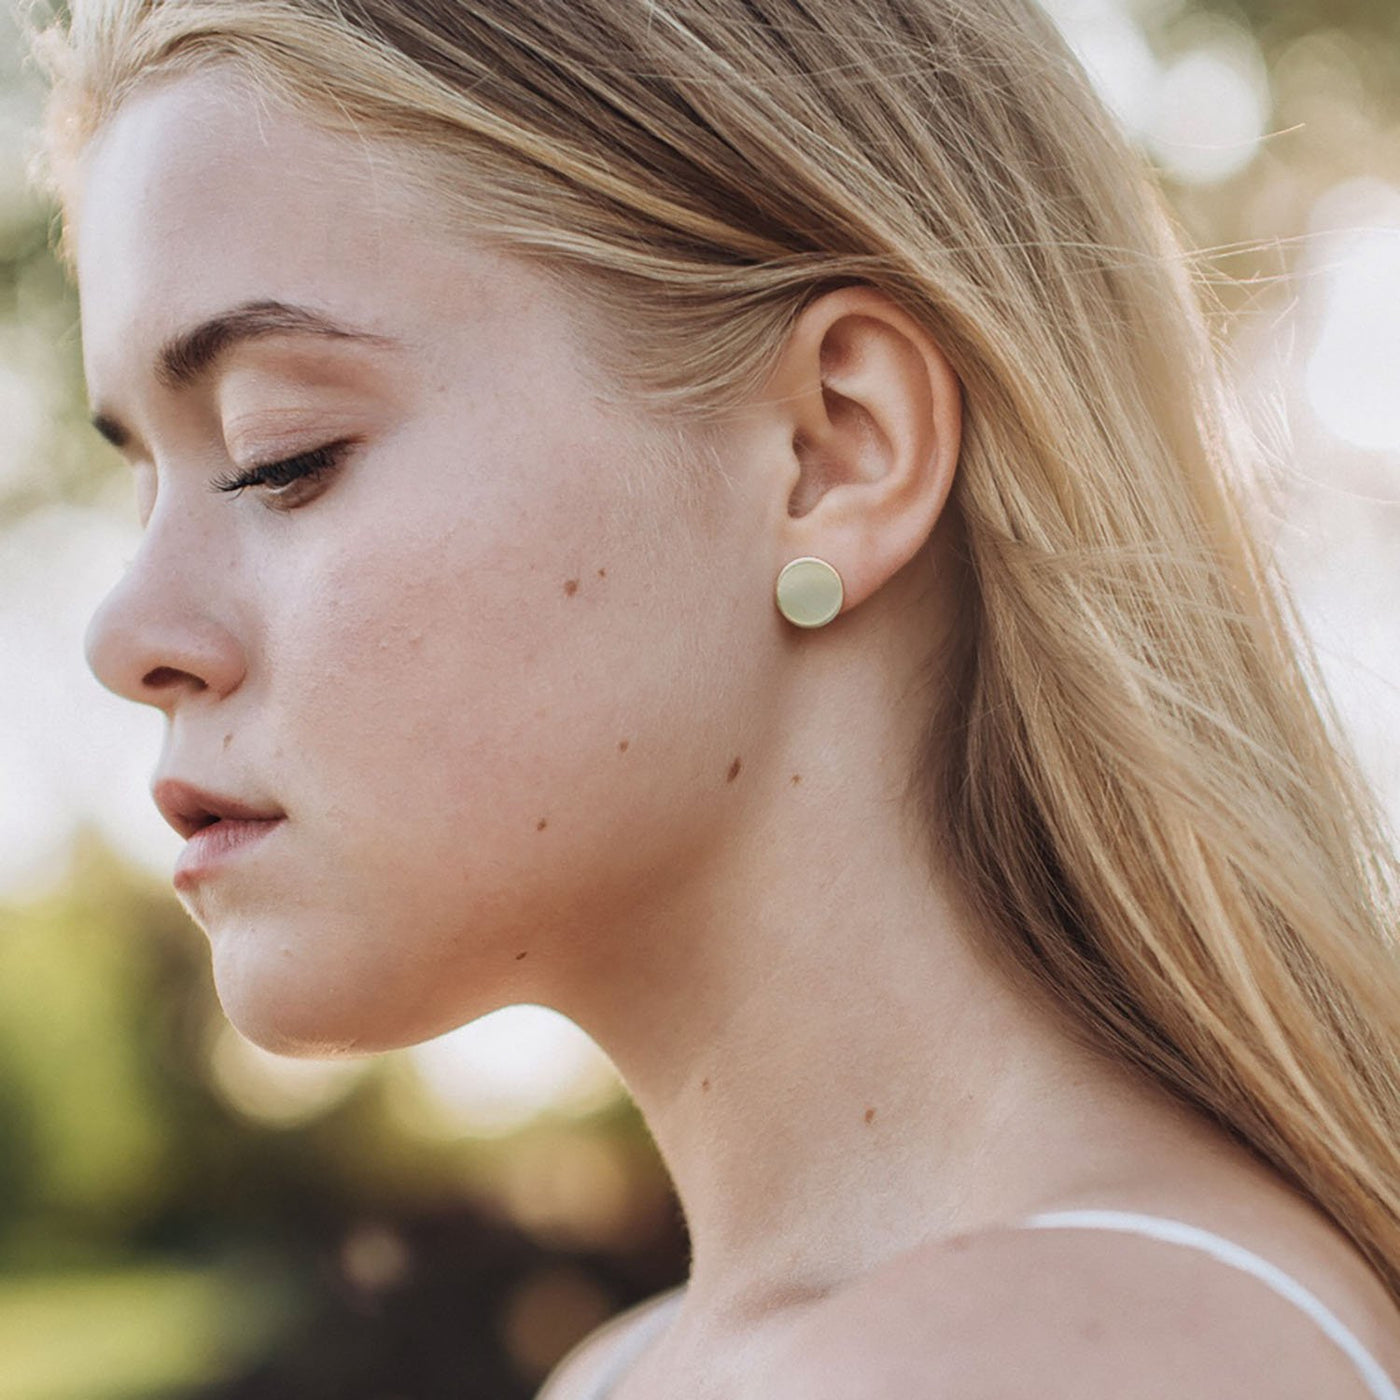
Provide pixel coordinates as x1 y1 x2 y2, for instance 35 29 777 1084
83 533 246 712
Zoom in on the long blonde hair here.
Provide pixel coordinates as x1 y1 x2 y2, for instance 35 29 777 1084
24 0 1400 1300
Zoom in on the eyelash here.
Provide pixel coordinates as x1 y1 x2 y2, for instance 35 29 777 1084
208 441 352 506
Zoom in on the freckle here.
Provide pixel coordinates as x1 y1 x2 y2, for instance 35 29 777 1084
597 568 607 578
515 951 529 961
1079 1320 1104 1343
726 756 742 782
618 739 629 753
564 578 579 596
223 733 233 750
864 1106 876 1125
790 773 801 785
536 818 548 831
701 1078 711 1093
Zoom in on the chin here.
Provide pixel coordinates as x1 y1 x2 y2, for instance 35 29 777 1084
208 930 500 1061
208 934 394 1060
202 902 522 1058
216 987 374 1059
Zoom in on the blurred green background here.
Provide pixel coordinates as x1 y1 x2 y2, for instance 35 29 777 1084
2 0 1398 1396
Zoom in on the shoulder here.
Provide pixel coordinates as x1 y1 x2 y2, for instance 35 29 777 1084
761 1222 1394 1400
535 1285 686 1400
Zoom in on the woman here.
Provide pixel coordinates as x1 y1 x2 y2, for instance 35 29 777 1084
23 0 1400 1395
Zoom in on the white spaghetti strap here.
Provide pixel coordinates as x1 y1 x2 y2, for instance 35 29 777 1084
1018 1209 1400 1400
586 1287 686 1400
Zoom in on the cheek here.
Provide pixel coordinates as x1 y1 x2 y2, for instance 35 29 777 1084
210 428 776 1048
269 514 529 811
264 456 706 860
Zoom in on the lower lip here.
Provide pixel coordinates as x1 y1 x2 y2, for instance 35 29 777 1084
173 818 285 889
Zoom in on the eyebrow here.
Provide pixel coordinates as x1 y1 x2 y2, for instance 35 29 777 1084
89 299 404 450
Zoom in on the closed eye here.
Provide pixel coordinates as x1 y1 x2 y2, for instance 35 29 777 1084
209 440 353 506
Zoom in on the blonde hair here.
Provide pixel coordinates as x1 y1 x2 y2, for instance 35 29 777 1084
23 0 1400 1301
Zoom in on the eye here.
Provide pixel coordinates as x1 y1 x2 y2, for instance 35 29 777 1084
209 440 353 509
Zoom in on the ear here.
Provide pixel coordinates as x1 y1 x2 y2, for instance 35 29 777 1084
756 285 962 621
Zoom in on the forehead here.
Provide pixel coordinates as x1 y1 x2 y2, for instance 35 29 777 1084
74 69 503 395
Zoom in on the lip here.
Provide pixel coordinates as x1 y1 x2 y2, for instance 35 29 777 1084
173 816 285 890
153 777 286 841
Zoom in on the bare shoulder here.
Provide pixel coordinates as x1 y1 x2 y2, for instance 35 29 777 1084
535 1285 687 1400
762 1223 1400 1400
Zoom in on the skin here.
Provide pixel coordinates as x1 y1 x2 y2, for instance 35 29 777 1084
77 67 1398 1400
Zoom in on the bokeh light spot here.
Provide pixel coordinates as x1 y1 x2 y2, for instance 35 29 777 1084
397 1005 623 1139
1146 30 1270 184
1303 188 1400 453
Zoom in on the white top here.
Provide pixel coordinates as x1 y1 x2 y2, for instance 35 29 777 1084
571 1209 1400 1400
1019 1209 1400 1400
576 1289 686 1400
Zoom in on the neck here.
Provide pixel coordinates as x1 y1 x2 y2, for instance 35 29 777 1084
553 754 1172 1326
537 574 1210 1331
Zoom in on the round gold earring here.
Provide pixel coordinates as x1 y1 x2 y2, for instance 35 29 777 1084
775 556 844 629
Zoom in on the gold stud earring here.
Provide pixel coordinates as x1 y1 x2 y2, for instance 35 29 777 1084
775 556 844 628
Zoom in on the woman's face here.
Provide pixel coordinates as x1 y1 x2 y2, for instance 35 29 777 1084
78 70 780 1055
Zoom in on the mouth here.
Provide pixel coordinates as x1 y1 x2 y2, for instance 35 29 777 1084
193 815 283 833
153 777 287 841
172 814 285 890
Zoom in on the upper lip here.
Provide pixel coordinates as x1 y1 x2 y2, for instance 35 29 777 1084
152 778 286 840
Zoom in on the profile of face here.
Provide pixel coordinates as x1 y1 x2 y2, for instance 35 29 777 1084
77 69 789 1056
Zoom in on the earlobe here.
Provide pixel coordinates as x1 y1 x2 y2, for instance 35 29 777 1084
764 286 962 621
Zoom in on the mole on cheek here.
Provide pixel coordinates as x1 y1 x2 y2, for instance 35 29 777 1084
790 773 802 785
864 1106 876 1125
726 756 742 783
536 818 548 831
515 951 529 961
701 1078 711 1093
564 578 580 596
597 568 607 578
618 739 629 753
